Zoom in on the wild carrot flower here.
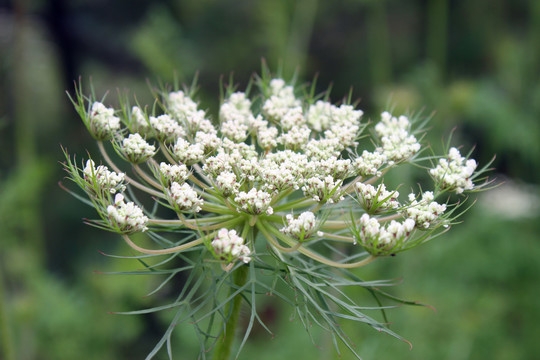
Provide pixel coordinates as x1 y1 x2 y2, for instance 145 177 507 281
62 73 493 360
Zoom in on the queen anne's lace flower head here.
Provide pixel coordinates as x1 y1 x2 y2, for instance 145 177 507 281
83 159 126 194
150 114 186 143
356 182 400 213
195 131 221 154
256 125 279 150
211 228 251 264
430 147 477 194
107 193 148 233
403 191 447 229
159 162 190 186
121 133 156 163
307 100 333 132
234 188 273 215
375 111 420 164
88 102 121 140
131 106 150 132
262 79 301 123
168 182 203 212
215 171 241 197
173 138 205 166
354 150 387 177
356 214 415 255
278 125 311 150
302 175 344 204
281 211 319 242
167 90 199 122
220 92 253 124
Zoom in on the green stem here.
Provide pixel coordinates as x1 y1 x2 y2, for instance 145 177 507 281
320 231 355 243
265 223 377 269
273 197 316 212
149 215 233 225
132 164 161 189
122 233 210 255
213 265 249 360
97 141 166 198
159 143 178 165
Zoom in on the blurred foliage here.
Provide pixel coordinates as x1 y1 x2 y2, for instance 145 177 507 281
1 0 539 359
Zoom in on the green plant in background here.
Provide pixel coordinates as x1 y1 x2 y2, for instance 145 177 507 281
60 70 492 360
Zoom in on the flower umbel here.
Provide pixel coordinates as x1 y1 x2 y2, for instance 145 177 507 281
62 73 491 360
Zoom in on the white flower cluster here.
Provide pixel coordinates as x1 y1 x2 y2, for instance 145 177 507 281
234 188 273 215
307 100 333 132
107 193 148 233
259 163 298 192
256 125 279 150
262 79 301 123
375 111 420 164
150 114 185 143
356 183 400 213
356 214 415 254
89 102 121 139
83 159 126 194
168 182 203 212
202 152 234 177
323 104 363 149
278 124 311 150
173 138 205 166
316 157 352 179
302 175 344 203
195 131 221 153
354 150 386 177
167 90 199 123
184 110 216 137
220 92 254 143
131 106 149 132
121 133 156 163
159 162 189 186
403 191 447 229
215 171 240 197
211 228 251 264
280 211 320 242
280 106 306 131
430 147 477 194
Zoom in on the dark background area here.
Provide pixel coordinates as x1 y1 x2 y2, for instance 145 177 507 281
1 0 539 359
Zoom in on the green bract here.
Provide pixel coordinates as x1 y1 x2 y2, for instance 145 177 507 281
62 72 493 360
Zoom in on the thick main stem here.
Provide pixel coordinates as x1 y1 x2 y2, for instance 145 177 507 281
213 265 249 360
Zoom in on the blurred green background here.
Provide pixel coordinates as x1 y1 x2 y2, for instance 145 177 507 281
1 0 539 359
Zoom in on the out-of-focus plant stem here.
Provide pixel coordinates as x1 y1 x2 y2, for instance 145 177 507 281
427 0 448 74
285 0 318 77
367 0 391 86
